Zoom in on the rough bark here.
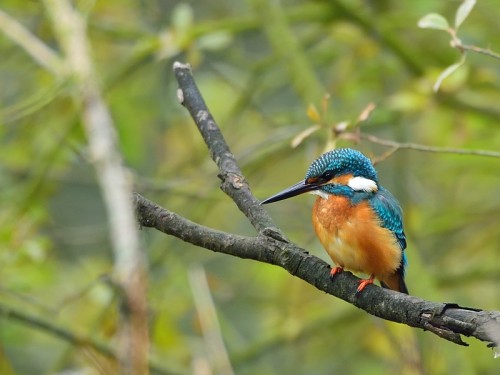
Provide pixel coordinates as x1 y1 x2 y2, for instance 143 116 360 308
135 62 500 351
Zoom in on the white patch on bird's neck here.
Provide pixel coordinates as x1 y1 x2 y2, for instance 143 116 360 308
309 190 329 199
348 176 378 192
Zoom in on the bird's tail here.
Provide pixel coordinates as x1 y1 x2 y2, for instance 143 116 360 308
380 265 408 294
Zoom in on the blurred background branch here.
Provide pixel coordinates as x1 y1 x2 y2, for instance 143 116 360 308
0 8 64 75
43 0 148 373
189 265 235 375
0 301 180 375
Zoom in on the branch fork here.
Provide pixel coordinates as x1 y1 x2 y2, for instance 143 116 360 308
135 61 500 351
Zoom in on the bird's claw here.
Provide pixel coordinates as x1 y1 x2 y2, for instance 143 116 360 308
356 276 375 294
329 266 344 280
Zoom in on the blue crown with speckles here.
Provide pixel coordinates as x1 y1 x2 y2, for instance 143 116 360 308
305 148 378 182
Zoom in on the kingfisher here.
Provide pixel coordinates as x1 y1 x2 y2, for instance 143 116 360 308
261 148 408 294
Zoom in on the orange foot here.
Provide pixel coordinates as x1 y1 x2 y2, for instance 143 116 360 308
356 274 375 294
329 266 344 279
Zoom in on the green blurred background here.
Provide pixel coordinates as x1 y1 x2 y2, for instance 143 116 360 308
1 0 499 374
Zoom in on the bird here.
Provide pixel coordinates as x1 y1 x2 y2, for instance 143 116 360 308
261 148 408 294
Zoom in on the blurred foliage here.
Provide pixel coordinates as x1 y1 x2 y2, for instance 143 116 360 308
1 0 500 374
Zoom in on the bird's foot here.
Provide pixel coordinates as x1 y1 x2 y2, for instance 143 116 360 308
329 266 344 279
356 275 375 294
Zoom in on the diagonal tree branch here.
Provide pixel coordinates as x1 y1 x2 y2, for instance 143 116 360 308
173 62 281 234
135 62 500 351
135 193 500 348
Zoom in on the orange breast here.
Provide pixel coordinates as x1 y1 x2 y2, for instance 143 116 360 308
312 195 401 278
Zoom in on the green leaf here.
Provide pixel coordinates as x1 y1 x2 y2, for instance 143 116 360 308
455 0 476 29
433 55 467 92
306 103 321 123
417 13 450 30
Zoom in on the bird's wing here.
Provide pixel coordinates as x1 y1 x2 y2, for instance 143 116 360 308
368 187 408 291
369 187 407 251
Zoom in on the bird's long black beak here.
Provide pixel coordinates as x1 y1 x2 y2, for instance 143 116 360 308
260 179 319 205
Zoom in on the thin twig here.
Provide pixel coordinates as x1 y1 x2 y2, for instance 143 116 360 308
359 133 500 158
456 42 500 60
449 27 500 61
371 147 399 165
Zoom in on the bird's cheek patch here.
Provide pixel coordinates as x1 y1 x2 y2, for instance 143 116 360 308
347 176 378 192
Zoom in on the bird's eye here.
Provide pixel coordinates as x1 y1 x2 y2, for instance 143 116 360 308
320 171 334 181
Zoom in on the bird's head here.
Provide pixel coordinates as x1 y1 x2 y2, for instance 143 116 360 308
261 148 379 204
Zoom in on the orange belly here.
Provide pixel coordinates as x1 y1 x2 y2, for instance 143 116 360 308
312 195 401 278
